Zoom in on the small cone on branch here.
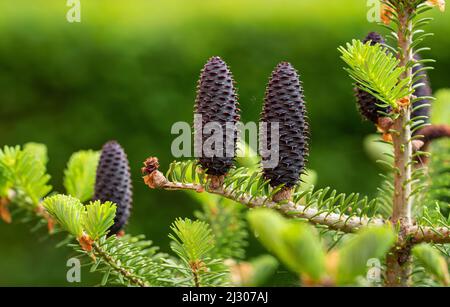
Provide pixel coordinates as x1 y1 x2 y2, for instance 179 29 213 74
260 62 309 200
354 32 392 126
363 31 386 46
194 56 240 179
354 33 433 135
94 141 133 236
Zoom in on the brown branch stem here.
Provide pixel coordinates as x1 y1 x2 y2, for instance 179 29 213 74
386 1 415 287
148 171 385 233
147 173 450 244
407 225 450 244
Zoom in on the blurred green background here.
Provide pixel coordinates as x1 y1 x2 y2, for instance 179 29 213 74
0 0 449 285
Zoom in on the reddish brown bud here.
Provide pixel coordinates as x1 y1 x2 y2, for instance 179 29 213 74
142 157 160 176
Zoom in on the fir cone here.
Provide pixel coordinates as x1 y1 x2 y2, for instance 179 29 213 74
194 56 240 176
260 62 309 188
354 32 433 126
363 31 386 46
94 141 132 235
355 32 392 124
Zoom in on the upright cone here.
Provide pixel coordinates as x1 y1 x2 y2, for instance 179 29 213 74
260 62 309 190
94 141 132 235
194 56 240 176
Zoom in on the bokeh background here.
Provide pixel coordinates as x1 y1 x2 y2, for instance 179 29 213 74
0 0 449 285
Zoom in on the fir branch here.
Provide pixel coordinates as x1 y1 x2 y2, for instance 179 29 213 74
0 144 165 287
412 243 450 286
422 139 450 212
382 0 436 286
338 39 412 108
64 150 100 203
35 195 164 287
165 218 229 287
0 145 52 207
194 195 248 260
91 240 150 287
143 160 386 233
407 225 450 244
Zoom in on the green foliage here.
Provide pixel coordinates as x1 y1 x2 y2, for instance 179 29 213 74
247 209 287 253
249 209 397 285
339 40 412 108
415 139 450 228
0 145 51 205
0 171 8 196
169 218 214 262
424 140 450 215
42 193 166 286
23 142 48 165
432 89 450 125
235 140 260 169
362 135 396 218
244 255 279 287
413 243 450 286
363 134 394 168
63 150 100 203
167 159 381 223
248 209 327 282
0 0 449 287
42 194 84 237
282 221 327 281
73 234 165 287
227 255 278 287
0 146 21 197
335 226 396 285
0 157 12 197
43 194 117 240
194 194 248 260
376 172 395 218
83 200 116 240
165 218 229 286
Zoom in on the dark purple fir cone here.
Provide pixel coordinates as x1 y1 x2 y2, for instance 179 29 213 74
94 141 132 235
354 32 392 124
194 56 240 176
363 31 386 46
260 62 309 190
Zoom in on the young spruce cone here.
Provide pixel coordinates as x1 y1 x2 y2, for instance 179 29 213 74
194 56 240 176
260 62 309 190
354 32 392 124
94 141 132 235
